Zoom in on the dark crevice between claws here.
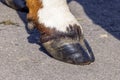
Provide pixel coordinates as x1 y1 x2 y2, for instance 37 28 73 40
84 39 95 62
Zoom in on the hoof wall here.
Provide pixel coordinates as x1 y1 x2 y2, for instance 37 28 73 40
57 43 95 65
42 39 95 65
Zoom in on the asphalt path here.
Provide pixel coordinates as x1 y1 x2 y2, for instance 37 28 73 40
0 0 120 80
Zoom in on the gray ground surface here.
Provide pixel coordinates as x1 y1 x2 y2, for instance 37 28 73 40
0 0 120 80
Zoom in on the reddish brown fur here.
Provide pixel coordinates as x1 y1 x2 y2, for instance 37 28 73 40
26 0 42 22
26 0 51 35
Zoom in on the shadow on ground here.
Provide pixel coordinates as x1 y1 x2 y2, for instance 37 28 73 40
68 0 120 40
17 12 52 57
0 0 52 57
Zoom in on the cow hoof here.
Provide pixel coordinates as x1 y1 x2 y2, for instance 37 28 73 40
42 38 95 65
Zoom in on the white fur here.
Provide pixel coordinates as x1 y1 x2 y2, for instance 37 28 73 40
38 0 83 32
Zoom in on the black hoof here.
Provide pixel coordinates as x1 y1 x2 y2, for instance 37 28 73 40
58 43 94 65
42 38 95 65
